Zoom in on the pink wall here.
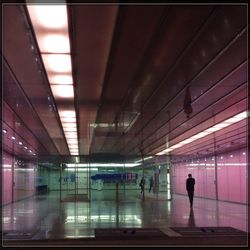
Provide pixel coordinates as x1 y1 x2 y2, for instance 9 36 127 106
3 152 13 205
171 148 247 204
171 157 216 199
14 162 36 202
217 149 247 203
3 152 36 205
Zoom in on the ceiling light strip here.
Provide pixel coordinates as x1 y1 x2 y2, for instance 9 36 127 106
156 111 247 155
27 4 79 155
66 163 141 168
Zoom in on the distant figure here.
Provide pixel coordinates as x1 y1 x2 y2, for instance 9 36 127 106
139 177 145 194
149 176 154 193
186 173 195 207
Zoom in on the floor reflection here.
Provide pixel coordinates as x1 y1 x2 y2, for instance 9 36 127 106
2 192 247 240
188 208 196 227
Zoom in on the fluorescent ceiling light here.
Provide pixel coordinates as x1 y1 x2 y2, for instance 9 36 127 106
157 111 247 155
156 151 165 156
59 110 76 118
67 139 78 144
63 127 77 132
69 146 78 149
66 168 98 171
27 5 68 29
48 74 73 84
51 85 74 98
39 34 70 53
27 3 78 157
66 163 141 168
61 117 76 123
65 131 77 136
42 54 72 73
68 142 78 145
135 156 154 163
70 150 79 153
62 123 76 128
190 131 210 139
65 134 77 139
169 144 183 149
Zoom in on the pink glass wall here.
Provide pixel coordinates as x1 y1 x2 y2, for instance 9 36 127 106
3 152 13 205
14 162 36 202
217 149 247 203
171 157 216 199
171 148 247 204
3 152 37 205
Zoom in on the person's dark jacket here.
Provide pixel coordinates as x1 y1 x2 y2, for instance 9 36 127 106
186 178 195 191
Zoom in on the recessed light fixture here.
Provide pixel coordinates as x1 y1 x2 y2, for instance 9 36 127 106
18 141 23 145
11 136 15 140
40 34 70 53
42 54 72 73
51 84 74 98
48 74 73 85
3 129 7 133
27 5 68 29
156 111 247 155
27 4 78 156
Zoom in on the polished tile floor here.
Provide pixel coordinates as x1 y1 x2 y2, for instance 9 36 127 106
2 190 248 240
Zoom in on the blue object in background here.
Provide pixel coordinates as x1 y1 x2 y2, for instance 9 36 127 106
70 174 76 183
91 173 137 181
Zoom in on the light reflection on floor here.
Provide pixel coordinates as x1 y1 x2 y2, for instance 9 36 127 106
2 190 248 240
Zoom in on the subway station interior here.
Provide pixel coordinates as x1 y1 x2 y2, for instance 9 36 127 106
1 2 249 247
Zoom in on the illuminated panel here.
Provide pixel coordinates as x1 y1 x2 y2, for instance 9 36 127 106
156 111 247 155
48 74 73 85
42 54 72 74
27 5 68 29
27 3 79 155
51 85 74 98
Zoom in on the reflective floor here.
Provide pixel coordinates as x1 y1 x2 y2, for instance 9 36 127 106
2 190 248 240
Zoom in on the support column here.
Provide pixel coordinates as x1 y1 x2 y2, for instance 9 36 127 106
213 134 218 200
60 162 62 202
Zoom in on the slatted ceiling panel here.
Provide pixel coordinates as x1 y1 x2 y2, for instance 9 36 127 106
184 131 246 157
2 4 247 158
125 5 215 111
115 6 247 156
140 96 246 156
3 5 69 156
172 123 247 156
91 6 166 154
129 5 245 135
72 5 118 155
2 64 58 155
101 5 214 154
3 103 50 156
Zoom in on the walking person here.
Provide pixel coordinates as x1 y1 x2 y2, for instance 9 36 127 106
149 176 154 193
186 173 195 208
139 177 145 194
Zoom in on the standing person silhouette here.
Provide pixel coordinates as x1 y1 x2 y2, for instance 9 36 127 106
149 176 154 193
186 173 195 208
139 177 145 194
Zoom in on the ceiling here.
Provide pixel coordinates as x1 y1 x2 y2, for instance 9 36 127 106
2 4 248 160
